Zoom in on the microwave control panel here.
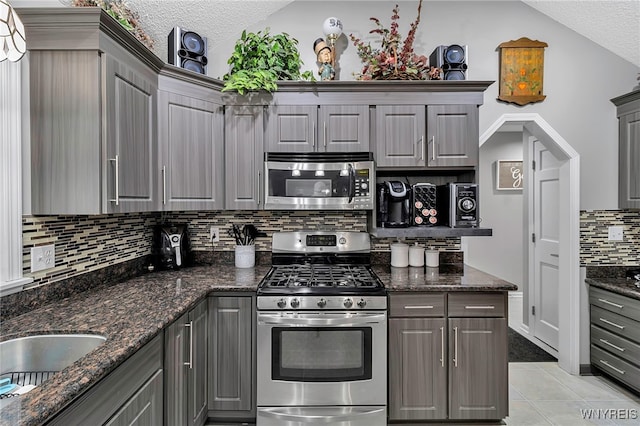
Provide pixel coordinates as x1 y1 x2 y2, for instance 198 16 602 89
354 169 373 209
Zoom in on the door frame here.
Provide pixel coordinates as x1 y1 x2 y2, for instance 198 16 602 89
480 113 580 374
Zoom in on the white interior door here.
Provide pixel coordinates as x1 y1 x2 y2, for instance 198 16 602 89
532 140 562 350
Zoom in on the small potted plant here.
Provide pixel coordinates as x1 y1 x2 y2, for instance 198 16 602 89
222 28 314 95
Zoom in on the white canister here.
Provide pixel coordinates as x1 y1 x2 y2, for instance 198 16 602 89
409 243 425 267
390 242 409 268
425 248 439 268
235 245 256 268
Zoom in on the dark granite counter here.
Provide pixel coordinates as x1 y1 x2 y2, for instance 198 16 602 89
374 264 518 292
0 262 515 425
586 277 640 301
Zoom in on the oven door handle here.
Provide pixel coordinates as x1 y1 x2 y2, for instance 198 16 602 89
259 406 386 422
258 313 386 326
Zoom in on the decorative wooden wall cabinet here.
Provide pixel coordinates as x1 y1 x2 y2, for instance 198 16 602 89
497 37 547 106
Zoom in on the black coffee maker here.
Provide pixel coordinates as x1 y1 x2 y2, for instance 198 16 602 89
376 181 412 228
154 224 191 269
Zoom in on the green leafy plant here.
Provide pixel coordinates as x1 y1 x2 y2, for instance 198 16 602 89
223 29 314 95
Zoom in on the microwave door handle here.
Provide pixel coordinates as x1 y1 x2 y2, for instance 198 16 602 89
348 163 355 203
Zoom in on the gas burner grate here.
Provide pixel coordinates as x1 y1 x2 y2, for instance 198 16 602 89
263 264 381 289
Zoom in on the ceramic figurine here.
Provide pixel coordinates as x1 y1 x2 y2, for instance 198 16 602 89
313 38 335 81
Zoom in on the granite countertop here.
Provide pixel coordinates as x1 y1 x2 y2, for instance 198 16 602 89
0 262 515 425
586 276 640 301
374 264 518 292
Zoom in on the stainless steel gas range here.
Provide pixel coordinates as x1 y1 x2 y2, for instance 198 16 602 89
256 231 387 426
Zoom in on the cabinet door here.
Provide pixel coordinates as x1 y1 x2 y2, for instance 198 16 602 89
426 105 478 168
104 53 157 213
208 296 255 417
265 105 317 152
319 105 370 152
388 318 447 420
105 369 163 426
375 105 426 167
158 91 224 210
619 110 640 209
188 300 208 426
448 318 508 420
164 311 189 426
225 106 264 209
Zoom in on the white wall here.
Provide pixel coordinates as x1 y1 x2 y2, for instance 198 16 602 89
211 0 639 211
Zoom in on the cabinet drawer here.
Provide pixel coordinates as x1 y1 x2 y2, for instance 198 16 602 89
448 293 505 317
591 324 640 366
590 287 640 322
591 305 640 343
389 293 445 317
591 344 640 393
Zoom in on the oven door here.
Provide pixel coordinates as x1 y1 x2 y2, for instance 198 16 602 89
257 311 387 407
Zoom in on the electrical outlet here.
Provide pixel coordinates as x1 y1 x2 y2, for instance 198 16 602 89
31 244 55 273
210 227 220 243
608 226 624 241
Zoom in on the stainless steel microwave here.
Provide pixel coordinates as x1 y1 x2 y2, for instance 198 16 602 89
264 152 375 210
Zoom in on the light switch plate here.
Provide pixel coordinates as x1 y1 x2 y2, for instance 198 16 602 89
608 226 624 241
31 244 55 273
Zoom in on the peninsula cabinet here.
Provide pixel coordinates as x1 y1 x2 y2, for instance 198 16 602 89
157 79 224 211
265 105 370 153
208 295 256 421
165 299 208 426
375 104 478 169
225 105 265 209
388 292 508 423
611 90 640 209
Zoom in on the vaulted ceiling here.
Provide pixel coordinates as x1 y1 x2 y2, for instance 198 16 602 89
12 0 640 68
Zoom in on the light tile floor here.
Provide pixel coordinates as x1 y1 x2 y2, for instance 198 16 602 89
506 294 639 425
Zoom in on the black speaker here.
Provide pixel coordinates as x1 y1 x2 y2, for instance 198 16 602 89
429 44 468 80
168 27 208 75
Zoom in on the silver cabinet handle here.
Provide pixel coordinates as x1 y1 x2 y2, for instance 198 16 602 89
550 253 559 257
257 170 261 208
598 298 624 309
109 154 119 205
162 166 167 205
440 326 445 367
404 305 434 309
599 339 626 352
430 136 436 161
419 135 424 161
184 321 193 369
599 359 625 375
465 305 495 310
324 121 327 148
453 326 459 367
599 318 625 330
313 122 316 150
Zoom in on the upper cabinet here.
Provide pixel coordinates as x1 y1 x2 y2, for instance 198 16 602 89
375 105 427 167
612 90 640 209
265 105 369 153
426 105 478 168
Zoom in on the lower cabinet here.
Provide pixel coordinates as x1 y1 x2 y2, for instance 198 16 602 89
388 292 508 422
207 294 256 421
165 299 208 426
47 334 164 426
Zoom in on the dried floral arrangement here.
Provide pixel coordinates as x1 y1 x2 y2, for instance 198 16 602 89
349 0 440 80
72 0 154 50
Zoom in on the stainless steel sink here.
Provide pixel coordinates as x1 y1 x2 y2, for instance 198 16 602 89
0 334 107 389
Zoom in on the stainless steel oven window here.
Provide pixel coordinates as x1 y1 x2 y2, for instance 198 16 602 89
267 169 350 198
285 179 332 197
272 327 372 382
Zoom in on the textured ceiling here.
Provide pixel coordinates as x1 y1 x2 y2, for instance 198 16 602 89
11 0 640 67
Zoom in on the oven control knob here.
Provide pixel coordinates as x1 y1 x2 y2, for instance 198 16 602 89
343 298 353 308
339 237 347 245
277 298 287 309
317 298 327 308
357 298 367 308
290 298 300 308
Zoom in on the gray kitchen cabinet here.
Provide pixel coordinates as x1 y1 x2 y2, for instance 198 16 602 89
47 334 164 426
225 105 265 209
426 104 479 168
375 105 427 167
157 86 224 210
165 299 208 426
208 295 256 421
611 90 640 209
265 105 369 152
589 286 640 392
388 292 508 422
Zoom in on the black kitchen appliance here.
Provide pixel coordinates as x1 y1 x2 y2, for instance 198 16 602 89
412 182 438 226
437 183 479 228
376 181 412 228
154 224 191 269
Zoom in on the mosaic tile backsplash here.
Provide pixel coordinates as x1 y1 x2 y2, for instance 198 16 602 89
580 210 640 266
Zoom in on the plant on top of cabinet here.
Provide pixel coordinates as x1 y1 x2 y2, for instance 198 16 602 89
222 29 315 95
